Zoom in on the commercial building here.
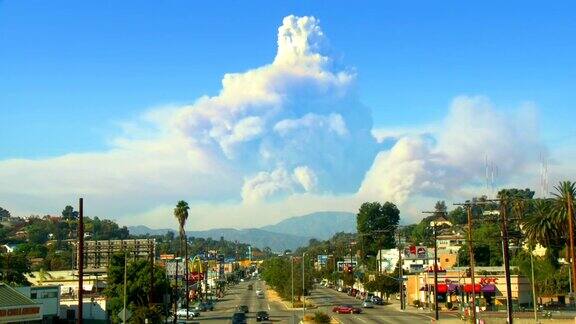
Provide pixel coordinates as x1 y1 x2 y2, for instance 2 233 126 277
0 283 42 323
78 239 155 272
15 285 60 323
405 267 532 310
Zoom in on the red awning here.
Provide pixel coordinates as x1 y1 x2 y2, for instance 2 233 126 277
463 284 482 293
436 283 448 294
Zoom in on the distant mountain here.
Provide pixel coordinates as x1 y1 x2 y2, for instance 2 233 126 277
261 211 356 240
187 228 311 252
127 210 356 251
128 225 174 236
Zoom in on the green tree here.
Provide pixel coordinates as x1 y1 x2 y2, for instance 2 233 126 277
173 201 190 256
61 205 78 220
104 253 169 323
364 273 399 299
0 207 11 219
447 207 467 225
0 253 31 285
356 202 399 259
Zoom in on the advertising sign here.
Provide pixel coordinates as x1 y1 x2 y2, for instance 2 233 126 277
317 255 328 266
404 245 428 259
337 261 357 273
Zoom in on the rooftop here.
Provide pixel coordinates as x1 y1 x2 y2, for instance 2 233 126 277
0 284 38 307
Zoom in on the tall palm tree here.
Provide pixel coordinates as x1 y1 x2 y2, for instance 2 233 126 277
522 199 562 249
173 200 190 256
552 181 576 292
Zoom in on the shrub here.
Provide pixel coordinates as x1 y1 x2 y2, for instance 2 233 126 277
314 311 331 323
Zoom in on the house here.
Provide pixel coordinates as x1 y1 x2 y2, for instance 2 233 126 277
0 283 43 323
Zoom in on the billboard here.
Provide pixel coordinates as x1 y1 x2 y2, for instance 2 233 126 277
337 261 357 273
404 245 428 259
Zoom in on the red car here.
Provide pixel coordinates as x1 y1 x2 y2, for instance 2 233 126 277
332 305 362 314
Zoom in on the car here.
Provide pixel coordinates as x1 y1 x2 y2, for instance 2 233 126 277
238 305 249 313
232 312 247 324
371 296 384 305
256 290 264 298
256 311 270 321
362 300 374 308
332 305 361 314
193 301 214 311
176 308 200 318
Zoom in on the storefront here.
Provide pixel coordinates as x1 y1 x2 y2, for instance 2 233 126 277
0 284 42 323
406 267 532 310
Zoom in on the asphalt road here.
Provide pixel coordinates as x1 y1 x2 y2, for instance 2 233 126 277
193 279 298 323
310 286 454 324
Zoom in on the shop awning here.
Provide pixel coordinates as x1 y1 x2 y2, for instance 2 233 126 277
463 284 482 293
436 284 448 294
481 284 496 293
448 283 459 292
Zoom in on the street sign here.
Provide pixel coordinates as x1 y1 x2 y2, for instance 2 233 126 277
117 308 132 322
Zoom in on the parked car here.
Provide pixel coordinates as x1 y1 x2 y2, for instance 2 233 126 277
232 312 247 324
362 300 374 308
193 301 214 311
332 305 362 314
371 296 384 305
256 290 264 298
256 311 270 321
176 308 200 318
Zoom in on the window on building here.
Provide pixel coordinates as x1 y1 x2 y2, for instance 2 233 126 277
31 292 37 299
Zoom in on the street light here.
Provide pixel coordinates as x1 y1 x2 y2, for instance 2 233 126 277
302 252 307 319
291 256 294 308
430 220 439 321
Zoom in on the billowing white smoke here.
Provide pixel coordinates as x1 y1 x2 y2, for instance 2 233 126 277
0 15 378 224
360 96 543 205
173 15 377 200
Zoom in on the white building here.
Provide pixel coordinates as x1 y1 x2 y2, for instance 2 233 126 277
16 285 60 323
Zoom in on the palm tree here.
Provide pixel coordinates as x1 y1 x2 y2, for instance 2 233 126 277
522 199 562 249
552 181 576 292
173 200 190 256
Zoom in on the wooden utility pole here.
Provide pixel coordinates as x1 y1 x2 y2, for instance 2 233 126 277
454 202 477 324
397 231 404 310
78 198 84 324
422 210 444 322
499 201 514 324
567 194 576 294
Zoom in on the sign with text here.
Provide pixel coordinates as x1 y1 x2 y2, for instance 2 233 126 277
404 245 428 259
337 261 357 273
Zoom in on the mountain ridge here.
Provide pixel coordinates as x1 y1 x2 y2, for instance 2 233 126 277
128 211 356 251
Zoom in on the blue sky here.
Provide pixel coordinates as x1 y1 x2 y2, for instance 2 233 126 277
0 1 575 228
2 1 575 158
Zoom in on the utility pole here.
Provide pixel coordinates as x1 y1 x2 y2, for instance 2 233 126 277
499 200 513 324
302 252 307 319
173 258 179 324
422 210 444 322
567 194 576 294
397 231 404 310
433 223 439 321
291 257 294 308
185 236 189 319
149 241 154 308
454 202 477 324
123 252 127 324
78 198 84 324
